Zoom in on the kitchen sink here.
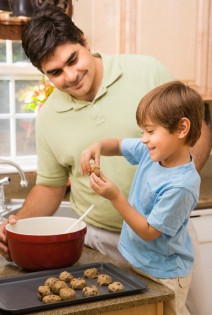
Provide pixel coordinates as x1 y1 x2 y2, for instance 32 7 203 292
1 199 79 219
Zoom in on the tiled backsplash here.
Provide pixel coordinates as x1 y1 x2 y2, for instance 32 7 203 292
3 171 36 202
200 154 212 178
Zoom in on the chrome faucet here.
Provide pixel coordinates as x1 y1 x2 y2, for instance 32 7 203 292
0 159 28 214
0 159 28 188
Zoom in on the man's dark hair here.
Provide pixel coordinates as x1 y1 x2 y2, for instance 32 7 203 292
22 4 85 71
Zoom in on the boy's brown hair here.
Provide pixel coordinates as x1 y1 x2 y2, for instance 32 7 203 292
136 81 204 147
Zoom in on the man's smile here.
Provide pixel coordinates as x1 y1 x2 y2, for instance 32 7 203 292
65 72 86 89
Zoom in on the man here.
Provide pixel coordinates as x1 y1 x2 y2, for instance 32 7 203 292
0 5 211 314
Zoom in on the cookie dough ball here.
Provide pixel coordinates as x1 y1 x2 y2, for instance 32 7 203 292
82 285 98 297
59 288 76 301
44 277 59 289
70 278 87 289
84 268 98 279
59 271 74 282
97 274 112 286
52 280 68 294
90 163 100 177
38 285 51 299
42 295 61 304
108 281 124 292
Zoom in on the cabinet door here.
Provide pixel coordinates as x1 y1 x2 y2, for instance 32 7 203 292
72 0 212 98
132 0 211 98
72 0 122 53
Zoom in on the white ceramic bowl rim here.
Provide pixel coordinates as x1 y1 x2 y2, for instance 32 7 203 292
6 216 87 236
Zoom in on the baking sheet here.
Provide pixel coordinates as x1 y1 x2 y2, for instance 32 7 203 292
0 262 147 314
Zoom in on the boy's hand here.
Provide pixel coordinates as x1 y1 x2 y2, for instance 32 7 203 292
80 142 101 175
89 172 120 201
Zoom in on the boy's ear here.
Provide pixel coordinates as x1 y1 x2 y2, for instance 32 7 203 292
177 117 190 139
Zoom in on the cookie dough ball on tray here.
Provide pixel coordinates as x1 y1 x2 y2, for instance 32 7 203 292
59 288 76 301
59 271 74 282
38 285 51 300
84 268 99 279
82 285 98 297
108 281 125 292
42 295 61 304
52 280 68 294
70 278 87 289
97 274 112 286
44 277 59 289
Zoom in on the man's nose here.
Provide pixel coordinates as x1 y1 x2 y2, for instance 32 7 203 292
64 68 77 82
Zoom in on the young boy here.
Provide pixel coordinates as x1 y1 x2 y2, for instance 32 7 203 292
80 81 204 315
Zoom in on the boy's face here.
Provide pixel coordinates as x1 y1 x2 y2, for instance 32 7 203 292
141 120 184 167
41 42 101 101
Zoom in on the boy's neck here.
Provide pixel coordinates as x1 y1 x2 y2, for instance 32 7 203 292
160 147 191 168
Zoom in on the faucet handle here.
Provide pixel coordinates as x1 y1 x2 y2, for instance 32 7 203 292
0 159 28 188
0 177 11 186
20 179 28 188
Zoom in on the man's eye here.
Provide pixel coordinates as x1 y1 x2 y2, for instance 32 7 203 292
51 70 62 77
147 130 154 134
68 56 78 66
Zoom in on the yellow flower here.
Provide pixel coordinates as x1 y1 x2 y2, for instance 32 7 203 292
23 76 54 113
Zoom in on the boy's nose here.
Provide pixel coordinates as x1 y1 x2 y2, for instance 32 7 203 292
141 134 148 144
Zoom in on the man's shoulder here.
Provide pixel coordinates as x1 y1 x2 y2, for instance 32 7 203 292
103 53 159 65
38 89 72 116
104 53 170 75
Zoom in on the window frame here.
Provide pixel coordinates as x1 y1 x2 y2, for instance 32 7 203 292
0 40 41 172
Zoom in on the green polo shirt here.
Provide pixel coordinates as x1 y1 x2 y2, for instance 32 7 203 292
36 53 173 231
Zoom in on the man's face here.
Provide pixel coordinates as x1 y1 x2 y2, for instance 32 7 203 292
41 42 100 101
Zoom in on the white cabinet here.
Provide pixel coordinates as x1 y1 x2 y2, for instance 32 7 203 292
72 0 212 99
191 210 212 313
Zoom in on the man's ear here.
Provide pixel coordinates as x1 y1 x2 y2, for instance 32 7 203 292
177 117 190 139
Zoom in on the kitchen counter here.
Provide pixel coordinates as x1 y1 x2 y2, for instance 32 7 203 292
0 246 174 315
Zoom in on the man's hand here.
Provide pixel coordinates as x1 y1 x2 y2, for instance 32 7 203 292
0 215 17 261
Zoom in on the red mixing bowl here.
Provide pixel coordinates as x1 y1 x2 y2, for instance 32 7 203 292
6 216 87 271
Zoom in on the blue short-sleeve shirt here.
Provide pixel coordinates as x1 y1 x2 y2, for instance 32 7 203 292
119 138 200 278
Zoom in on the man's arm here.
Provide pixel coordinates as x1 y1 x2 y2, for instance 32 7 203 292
0 184 66 260
191 120 212 173
16 184 67 219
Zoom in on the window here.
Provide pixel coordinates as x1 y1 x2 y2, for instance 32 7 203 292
0 40 41 170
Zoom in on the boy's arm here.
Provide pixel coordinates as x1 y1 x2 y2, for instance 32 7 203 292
90 173 161 241
98 138 122 156
111 190 161 241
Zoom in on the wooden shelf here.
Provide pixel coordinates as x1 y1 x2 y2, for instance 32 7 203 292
0 1 72 40
0 12 30 40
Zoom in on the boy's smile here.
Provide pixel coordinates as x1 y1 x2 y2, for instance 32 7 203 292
141 121 189 168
